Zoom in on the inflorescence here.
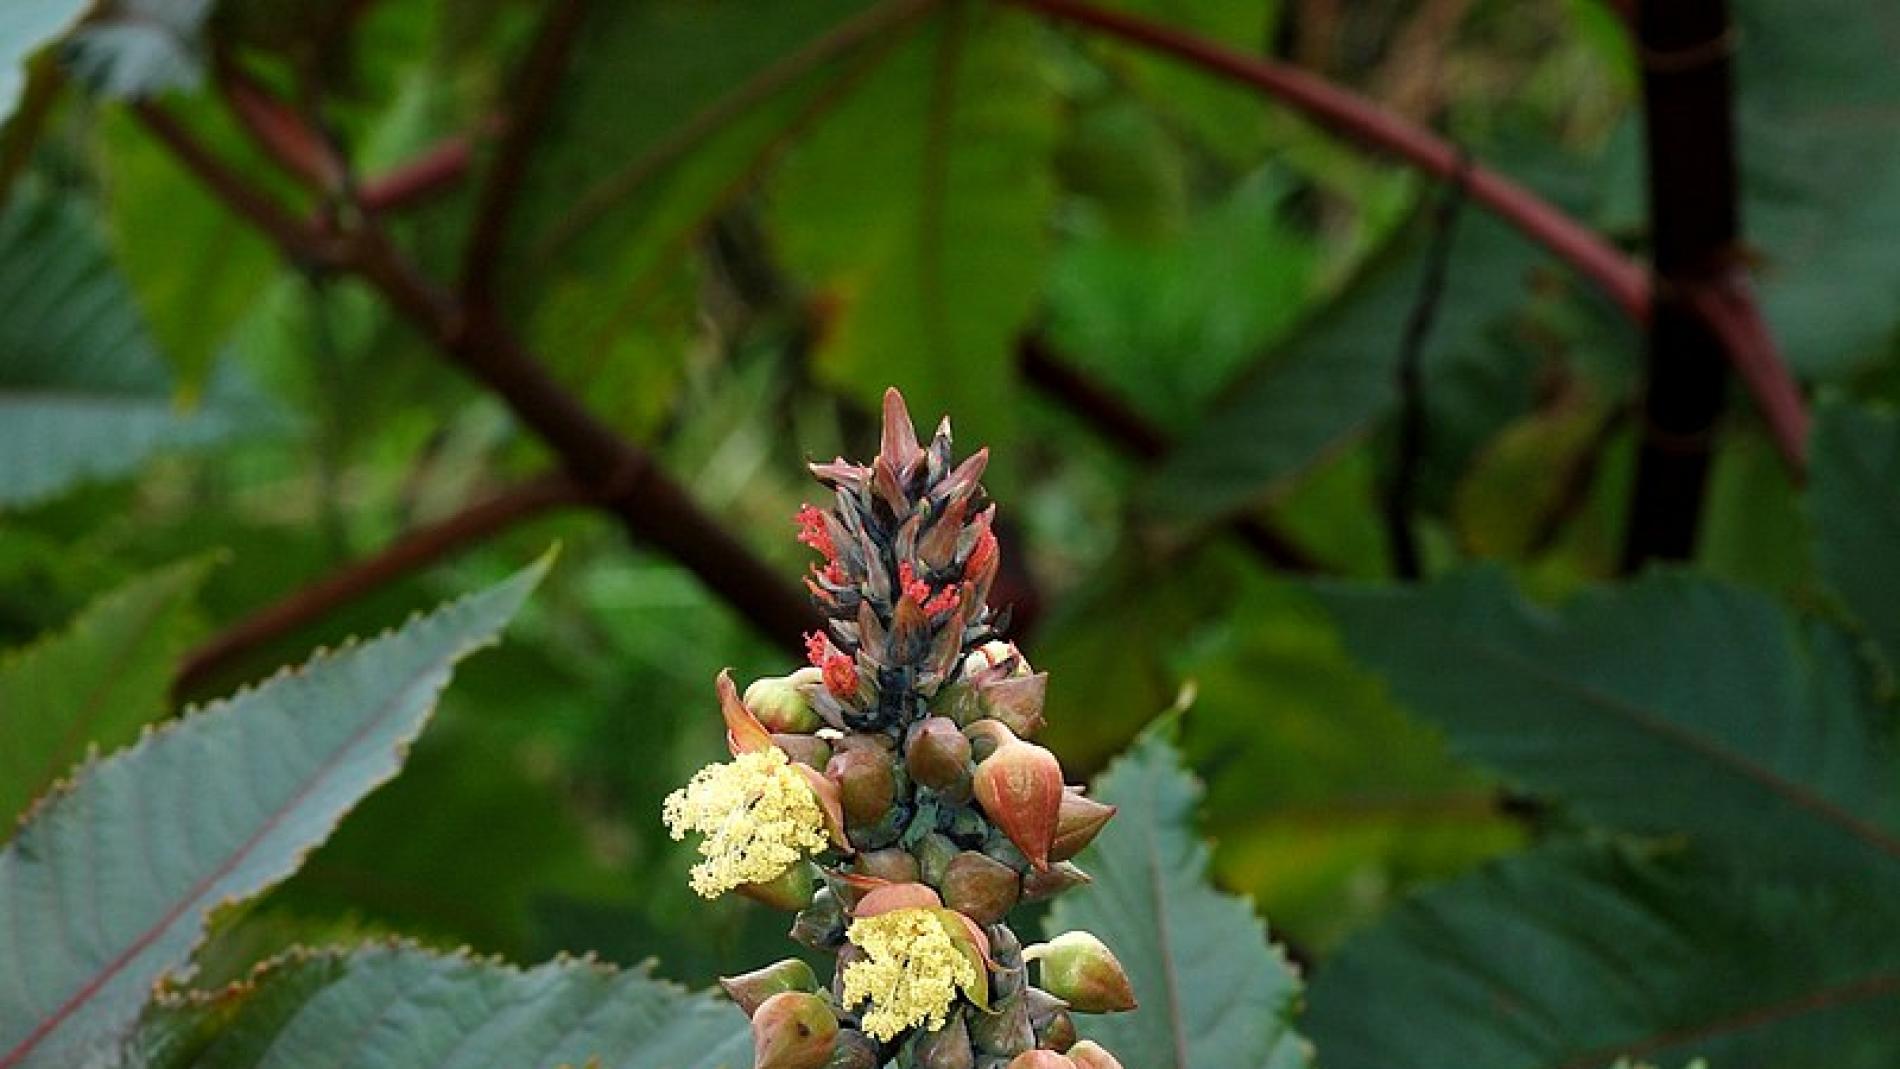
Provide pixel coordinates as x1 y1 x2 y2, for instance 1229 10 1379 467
663 389 1134 1069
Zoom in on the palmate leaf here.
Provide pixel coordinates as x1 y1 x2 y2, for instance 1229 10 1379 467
128 943 748 1069
1308 844 1900 1069
0 558 211 839
1810 403 1900 673
0 559 545 1068
1046 729 1311 1069
0 189 264 508
769 2 1058 473
502 0 879 437
1734 0 1900 377
1147 202 1555 524
1316 569 1900 885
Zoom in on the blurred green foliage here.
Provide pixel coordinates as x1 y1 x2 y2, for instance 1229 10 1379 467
5 0 1900 1064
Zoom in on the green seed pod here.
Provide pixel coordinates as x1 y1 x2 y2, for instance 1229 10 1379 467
912 1012 976 1069
746 669 825 733
740 862 816 912
827 747 897 829
751 992 839 1069
941 851 1020 926
790 887 846 950
1029 932 1136 1014
906 716 973 792
722 959 821 1018
916 832 960 886
856 847 921 884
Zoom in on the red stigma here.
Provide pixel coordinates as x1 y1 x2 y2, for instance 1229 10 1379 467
795 504 835 558
898 561 931 605
966 527 998 580
804 631 830 669
823 654 857 699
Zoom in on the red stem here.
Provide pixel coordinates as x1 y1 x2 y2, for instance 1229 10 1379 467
1004 0 1810 471
175 472 591 695
358 135 475 214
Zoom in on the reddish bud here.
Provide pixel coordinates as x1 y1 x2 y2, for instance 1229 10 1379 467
971 728 1064 870
905 717 973 792
752 992 839 1069
941 851 1021 926
855 848 921 884
1065 1042 1125 1069
716 669 775 755
721 959 820 1017
913 1014 976 1069
1005 1051 1074 1069
1051 793 1116 862
854 880 943 917
1021 862 1092 903
827 747 896 829
774 733 833 771
1030 932 1136 1014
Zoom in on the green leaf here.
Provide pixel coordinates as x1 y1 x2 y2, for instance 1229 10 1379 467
101 109 279 391
0 0 85 122
1047 729 1311 1069
0 188 265 508
504 0 880 436
1148 204 1550 524
0 558 212 836
1734 1 1900 377
0 558 546 1067
769 2 1058 470
1308 845 1900 1069
130 942 749 1069
1810 403 1900 673
1317 569 1900 883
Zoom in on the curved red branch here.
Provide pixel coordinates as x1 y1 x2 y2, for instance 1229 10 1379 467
1004 0 1809 471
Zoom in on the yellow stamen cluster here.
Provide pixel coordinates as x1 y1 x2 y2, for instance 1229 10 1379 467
841 908 980 1041
662 747 829 899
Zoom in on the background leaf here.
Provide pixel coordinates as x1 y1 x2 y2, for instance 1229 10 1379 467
0 557 211 837
769 2 1058 469
0 0 86 123
131 942 748 1069
1308 845 1900 1069
1317 568 1900 884
1046 728 1311 1069
1810 403 1900 673
0 188 267 508
0 558 543 1067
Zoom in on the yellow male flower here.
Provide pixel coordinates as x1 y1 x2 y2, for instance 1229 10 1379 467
841 908 982 1041
663 746 830 899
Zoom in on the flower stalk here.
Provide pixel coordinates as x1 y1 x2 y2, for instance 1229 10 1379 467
675 389 1133 1067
